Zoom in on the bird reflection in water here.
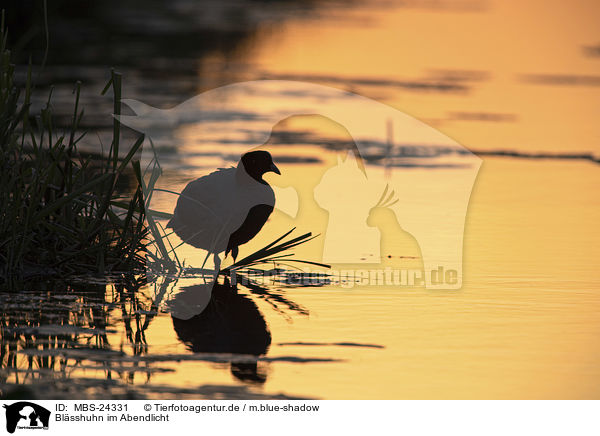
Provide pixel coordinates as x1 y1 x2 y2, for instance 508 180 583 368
170 278 272 384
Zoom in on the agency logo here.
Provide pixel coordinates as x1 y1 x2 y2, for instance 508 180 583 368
119 80 481 293
2 402 50 433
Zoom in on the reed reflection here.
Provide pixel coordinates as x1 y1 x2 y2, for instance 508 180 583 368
0 277 162 397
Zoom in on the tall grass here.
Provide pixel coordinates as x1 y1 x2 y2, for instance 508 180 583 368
220 228 329 275
0 15 148 284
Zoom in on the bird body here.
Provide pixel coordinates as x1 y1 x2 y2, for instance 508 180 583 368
167 151 280 270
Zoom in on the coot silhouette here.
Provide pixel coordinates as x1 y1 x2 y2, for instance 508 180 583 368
167 151 280 272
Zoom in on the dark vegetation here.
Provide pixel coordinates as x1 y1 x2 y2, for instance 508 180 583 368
0 14 149 285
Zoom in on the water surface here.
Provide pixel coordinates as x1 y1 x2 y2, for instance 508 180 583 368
2 0 599 399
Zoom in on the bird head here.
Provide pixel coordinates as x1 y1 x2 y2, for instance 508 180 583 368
366 184 399 228
240 150 281 182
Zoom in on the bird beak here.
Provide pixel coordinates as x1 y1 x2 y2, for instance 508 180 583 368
270 163 281 175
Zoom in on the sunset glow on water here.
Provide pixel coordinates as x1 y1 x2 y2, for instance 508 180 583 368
1 0 599 400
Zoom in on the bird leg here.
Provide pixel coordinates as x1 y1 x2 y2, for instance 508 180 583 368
226 244 239 262
213 252 221 278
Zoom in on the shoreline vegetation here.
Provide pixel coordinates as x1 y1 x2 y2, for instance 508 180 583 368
0 13 325 289
0 16 150 286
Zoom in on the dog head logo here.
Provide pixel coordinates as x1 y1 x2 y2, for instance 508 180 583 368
3 402 50 433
